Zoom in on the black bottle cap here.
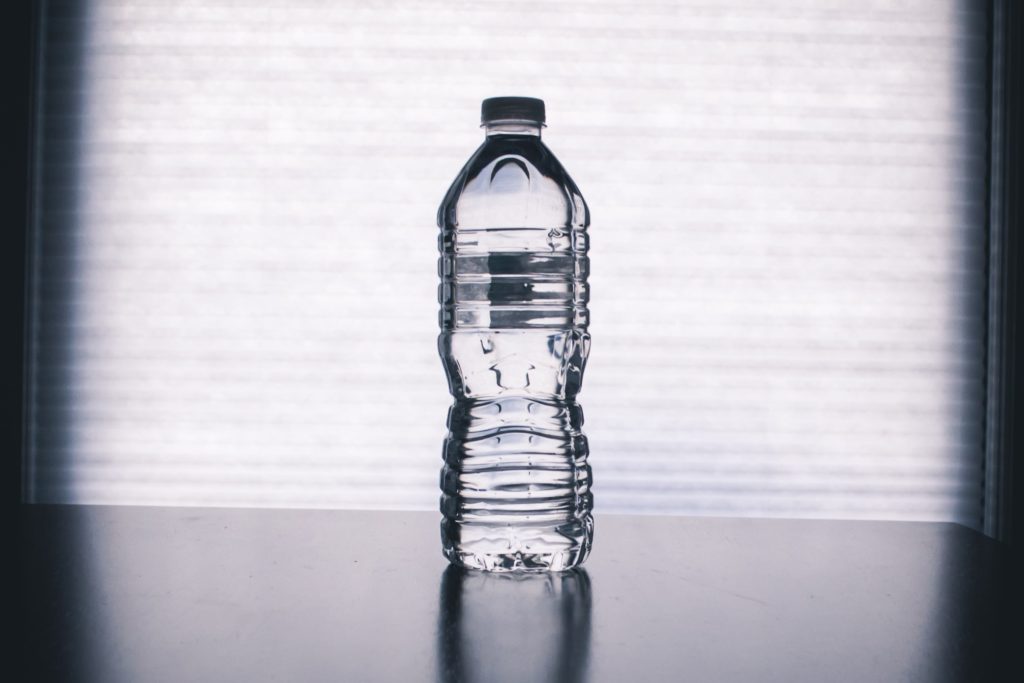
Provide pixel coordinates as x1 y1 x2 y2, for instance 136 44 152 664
481 97 546 125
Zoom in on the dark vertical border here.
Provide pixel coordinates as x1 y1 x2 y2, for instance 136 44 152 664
987 0 1024 654
985 0 1023 552
1 1 36 505
988 11 1024 670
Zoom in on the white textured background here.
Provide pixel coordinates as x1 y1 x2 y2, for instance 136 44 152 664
28 0 990 526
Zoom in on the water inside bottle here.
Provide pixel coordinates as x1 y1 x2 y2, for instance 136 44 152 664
438 101 592 571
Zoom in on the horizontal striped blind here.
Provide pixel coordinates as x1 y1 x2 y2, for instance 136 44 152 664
27 0 990 526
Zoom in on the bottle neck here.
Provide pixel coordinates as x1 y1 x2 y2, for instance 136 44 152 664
483 121 543 138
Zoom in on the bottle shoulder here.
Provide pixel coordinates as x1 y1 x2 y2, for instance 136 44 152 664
438 137 589 231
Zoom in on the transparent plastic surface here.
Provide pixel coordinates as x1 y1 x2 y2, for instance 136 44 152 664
437 119 592 571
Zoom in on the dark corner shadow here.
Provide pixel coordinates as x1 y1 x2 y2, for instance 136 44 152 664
920 523 1016 682
436 565 592 683
18 505 111 682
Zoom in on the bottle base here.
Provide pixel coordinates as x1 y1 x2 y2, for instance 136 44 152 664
441 516 593 573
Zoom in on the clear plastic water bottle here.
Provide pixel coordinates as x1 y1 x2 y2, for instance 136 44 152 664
437 97 592 571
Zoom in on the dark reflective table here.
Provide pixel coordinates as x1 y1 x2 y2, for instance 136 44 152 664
17 505 1013 682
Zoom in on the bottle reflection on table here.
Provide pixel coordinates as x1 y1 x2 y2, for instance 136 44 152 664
436 565 592 683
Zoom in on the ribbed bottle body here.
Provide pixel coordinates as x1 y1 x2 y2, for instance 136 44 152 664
438 128 592 572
